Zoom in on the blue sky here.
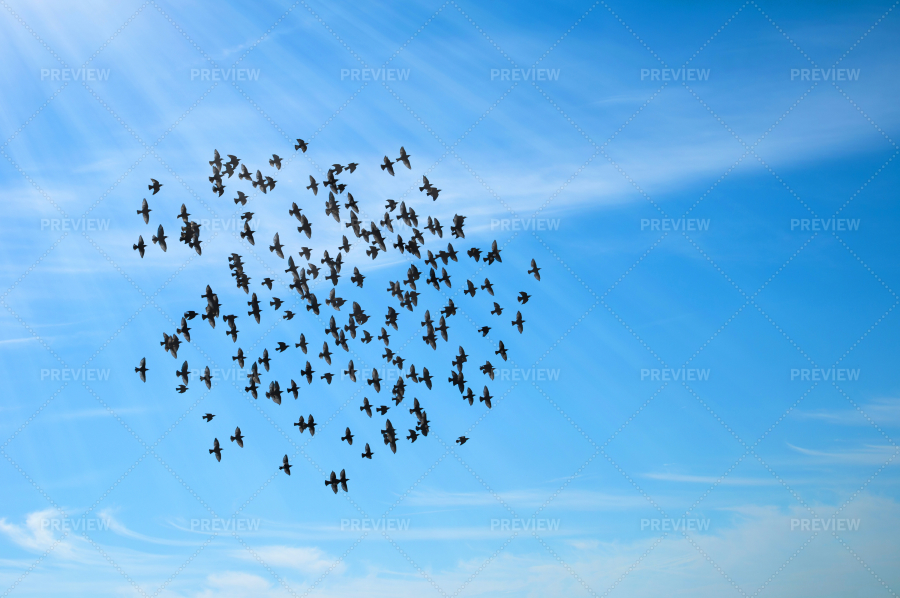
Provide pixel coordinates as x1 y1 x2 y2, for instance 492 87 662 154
1 0 899 596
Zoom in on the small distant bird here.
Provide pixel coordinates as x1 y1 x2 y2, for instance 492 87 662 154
148 178 162 195
270 233 285 258
230 427 244 448
295 139 307 152
200 366 212 389
202 413 214 422
456 436 469 445
376 405 389 416
478 326 491 337
480 386 493 408
280 454 292 475
381 156 395 176
344 360 357 382
480 361 495 380
176 360 189 385
210 438 222 461
325 471 338 493
397 146 411 169
135 358 148 382
307 175 318 195
491 302 504 315
481 278 494 296
351 267 365 288
151 225 167 252
361 443 373 459
528 259 541 281
234 191 248 206
495 340 508 361
341 427 354 445
517 292 531 304
512 311 525 333
177 317 191 342
360 397 373 417
241 221 255 245
269 154 282 169
407 429 418 443
137 198 151 224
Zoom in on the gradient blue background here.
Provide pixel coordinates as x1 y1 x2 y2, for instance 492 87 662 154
1 0 899 596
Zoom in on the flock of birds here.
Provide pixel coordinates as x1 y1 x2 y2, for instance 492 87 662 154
133 142 542 493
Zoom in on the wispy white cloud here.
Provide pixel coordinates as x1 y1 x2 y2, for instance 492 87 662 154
641 472 781 486
231 545 345 575
786 442 900 465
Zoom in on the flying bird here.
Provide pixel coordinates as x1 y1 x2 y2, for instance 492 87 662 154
381 156 395 176
341 427 354 445
151 225 167 252
137 198 151 224
269 233 285 258
360 397 373 418
209 438 222 461
528 259 541 281
397 146 411 169
230 427 244 448
135 358 148 382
